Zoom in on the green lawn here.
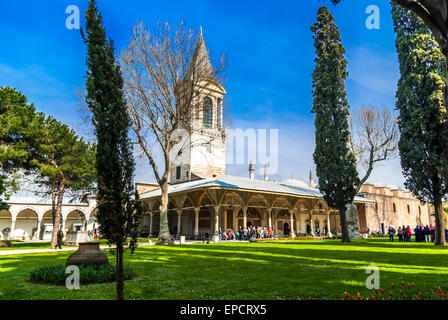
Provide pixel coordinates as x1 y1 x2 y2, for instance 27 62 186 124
0 239 447 300
0 238 157 251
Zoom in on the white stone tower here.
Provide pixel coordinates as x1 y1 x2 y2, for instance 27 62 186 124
169 29 227 184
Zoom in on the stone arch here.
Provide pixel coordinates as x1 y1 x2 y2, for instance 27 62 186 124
40 210 56 240
65 209 86 232
87 208 99 232
0 209 12 240
14 208 39 240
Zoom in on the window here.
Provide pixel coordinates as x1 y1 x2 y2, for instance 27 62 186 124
186 171 189 178
203 97 213 128
407 204 410 214
217 98 222 128
393 203 396 212
176 166 181 180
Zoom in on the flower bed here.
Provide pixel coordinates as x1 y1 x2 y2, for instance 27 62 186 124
342 281 448 300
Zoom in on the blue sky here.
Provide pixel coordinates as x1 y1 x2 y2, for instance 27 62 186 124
0 0 405 187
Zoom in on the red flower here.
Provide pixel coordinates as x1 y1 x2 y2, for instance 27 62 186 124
431 289 435 295
371 295 376 300
357 292 361 300
418 292 422 298
400 290 404 296
389 291 393 296
411 282 416 288
408 283 411 289
380 289 385 294
391 283 395 289
375 288 379 294
401 281 405 286
389 296 393 300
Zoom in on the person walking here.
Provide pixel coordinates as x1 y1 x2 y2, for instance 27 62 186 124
55 228 64 249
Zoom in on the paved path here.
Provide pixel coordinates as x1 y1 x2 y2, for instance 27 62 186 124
0 243 152 256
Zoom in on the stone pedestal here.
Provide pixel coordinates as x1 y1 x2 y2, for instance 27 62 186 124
67 242 108 266
180 235 186 244
65 231 93 245
212 235 219 243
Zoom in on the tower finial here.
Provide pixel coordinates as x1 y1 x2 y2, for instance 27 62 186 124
309 169 315 187
200 26 203 36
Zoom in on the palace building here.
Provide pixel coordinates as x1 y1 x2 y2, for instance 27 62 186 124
0 31 434 241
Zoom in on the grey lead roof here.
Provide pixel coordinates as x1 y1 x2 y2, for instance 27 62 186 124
139 175 375 203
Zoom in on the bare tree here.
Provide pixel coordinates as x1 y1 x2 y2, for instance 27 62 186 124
120 22 226 244
350 105 400 192
345 105 399 238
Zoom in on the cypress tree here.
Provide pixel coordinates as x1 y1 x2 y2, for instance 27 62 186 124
392 3 448 245
311 7 360 243
83 0 142 299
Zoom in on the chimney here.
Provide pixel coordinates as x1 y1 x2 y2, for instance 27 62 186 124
264 165 269 181
249 160 255 179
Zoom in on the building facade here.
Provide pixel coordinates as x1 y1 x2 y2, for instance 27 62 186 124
359 184 433 233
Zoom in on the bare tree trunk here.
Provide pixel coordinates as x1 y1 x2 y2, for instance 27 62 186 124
116 240 124 300
339 206 350 243
433 200 447 246
157 182 171 244
50 183 64 248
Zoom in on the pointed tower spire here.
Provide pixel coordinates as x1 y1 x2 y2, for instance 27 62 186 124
186 27 214 79
309 169 315 187
264 165 269 181
249 159 255 180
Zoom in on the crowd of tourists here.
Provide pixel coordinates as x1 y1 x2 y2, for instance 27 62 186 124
387 225 443 242
218 226 274 241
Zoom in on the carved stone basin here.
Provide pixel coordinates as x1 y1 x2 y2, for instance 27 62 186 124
66 242 109 266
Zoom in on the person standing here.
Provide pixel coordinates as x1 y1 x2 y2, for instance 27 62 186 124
406 226 412 242
55 228 64 249
388 227 395 242
397 226 403 242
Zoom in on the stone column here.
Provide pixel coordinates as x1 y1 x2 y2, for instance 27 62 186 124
233 207 239 230
309 213 315 236
62 218 66 238
36 219 42 240
194 207 200 236
213 205 220 236
243 206 247 228
326 211 332 237
267 208 272 229
10 219 16 239
289 209 295 237
149 212 153 237
273 210 278 234
296 211 300 235
176 209 182 236
224 209 227 231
